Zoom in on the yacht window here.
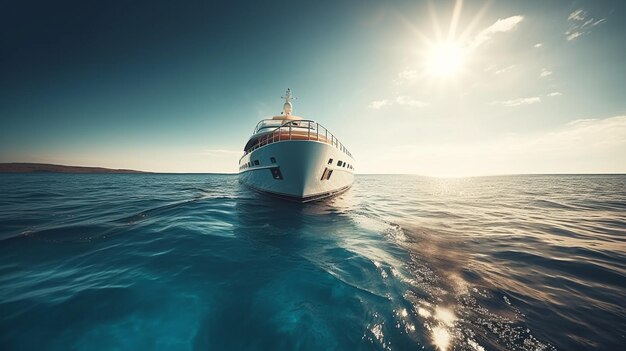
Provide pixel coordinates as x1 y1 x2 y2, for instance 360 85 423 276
321 168 328 181
254 160 260 166
270 167 283 180
327 170 333 180
337 161 343 167
270 157 276 164
255 119 283 133
328 158 333 164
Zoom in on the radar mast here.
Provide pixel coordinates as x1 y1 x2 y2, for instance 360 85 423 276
281 88 297 115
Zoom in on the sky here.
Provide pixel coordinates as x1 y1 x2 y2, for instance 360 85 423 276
1 0 625 176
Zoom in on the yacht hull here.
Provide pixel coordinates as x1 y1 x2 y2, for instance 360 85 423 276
238 140 354 202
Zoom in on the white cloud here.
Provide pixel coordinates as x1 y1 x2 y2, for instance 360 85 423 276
495 65 515 75
472 15 524 48
592 18 607 27
369 99 390 109
359 116 626 176
369 96 428 109
540 69 552 78
567 118 596 126
548 92 563 97
533 43 543 48
394 69 420 85
396 96 429 108
491 97 541 107
568 9 586 21
566 9 607 41
484 64 497 73
566 32 583 41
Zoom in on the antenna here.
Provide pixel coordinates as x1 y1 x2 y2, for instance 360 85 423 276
281 88 297 103
281 88 297 116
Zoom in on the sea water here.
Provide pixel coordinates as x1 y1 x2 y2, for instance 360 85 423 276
0 174 624 350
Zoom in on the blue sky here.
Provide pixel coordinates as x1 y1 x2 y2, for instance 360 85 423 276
1 0 625 175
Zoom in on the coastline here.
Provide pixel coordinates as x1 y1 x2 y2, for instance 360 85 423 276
0 163 147 174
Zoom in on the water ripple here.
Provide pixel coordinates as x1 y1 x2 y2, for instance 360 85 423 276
0 173 624 350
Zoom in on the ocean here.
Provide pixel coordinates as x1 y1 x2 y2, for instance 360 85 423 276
0 174 624 350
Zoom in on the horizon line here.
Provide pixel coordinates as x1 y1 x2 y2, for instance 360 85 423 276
2 162 625 178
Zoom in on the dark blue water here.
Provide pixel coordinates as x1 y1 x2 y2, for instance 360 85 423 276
1 174 625 350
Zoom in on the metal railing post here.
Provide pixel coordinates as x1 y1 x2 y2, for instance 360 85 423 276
316 123 319 141
308 121 311 140
289 123 292 140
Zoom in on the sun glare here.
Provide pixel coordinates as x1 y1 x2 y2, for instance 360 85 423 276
426 42 465 76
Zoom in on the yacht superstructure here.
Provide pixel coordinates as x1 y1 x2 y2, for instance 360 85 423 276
238 89 355 202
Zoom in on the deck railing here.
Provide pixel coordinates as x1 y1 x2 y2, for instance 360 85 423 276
241 120 352 160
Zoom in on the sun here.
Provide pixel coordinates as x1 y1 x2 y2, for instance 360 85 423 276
426 41 465 77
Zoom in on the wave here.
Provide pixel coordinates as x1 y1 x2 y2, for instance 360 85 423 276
1 173 625 350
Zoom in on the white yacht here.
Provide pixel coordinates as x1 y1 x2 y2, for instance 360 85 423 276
238 89 355 202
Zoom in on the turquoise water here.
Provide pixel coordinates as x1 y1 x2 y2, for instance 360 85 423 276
0 174 624 350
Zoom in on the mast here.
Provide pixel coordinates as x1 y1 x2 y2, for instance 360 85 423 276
281 88 297 115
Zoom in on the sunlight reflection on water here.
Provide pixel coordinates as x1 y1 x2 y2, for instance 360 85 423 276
0 174 624 350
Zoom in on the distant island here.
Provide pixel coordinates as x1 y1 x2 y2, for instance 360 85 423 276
0 163 148 174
